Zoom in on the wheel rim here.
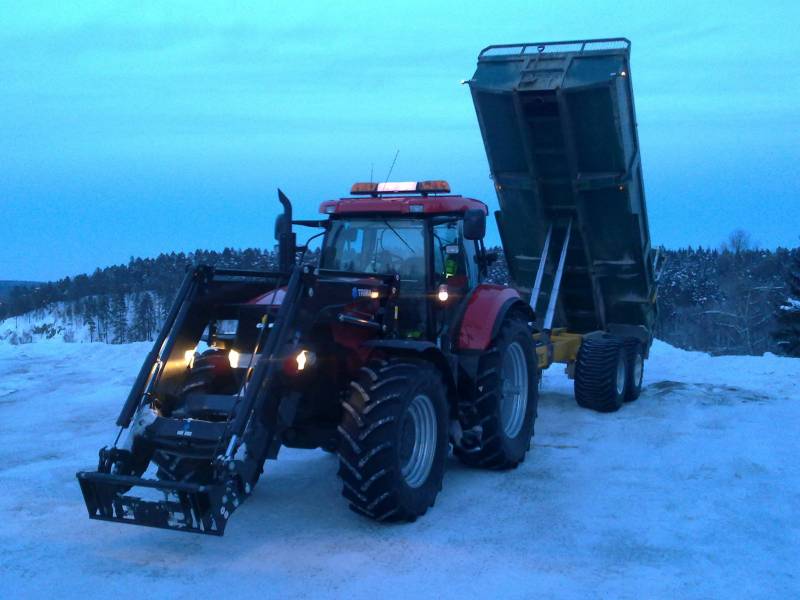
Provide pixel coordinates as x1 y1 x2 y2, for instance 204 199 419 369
500 341 528 438
633 353 643 387
399 393 437 488
616 353 626 396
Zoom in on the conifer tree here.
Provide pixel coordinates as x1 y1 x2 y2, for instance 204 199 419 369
111 294 128 344
132 293 157 341
774 250 800 356
86 316 96 343
96 295 110 342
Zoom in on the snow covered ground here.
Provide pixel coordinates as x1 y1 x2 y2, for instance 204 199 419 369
0 340 797 598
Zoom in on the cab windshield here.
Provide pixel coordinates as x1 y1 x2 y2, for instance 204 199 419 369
320 219 426 283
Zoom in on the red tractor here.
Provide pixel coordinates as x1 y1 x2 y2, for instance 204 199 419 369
78 181 540 534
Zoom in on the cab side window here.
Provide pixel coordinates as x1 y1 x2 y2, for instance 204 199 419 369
432 221 470 292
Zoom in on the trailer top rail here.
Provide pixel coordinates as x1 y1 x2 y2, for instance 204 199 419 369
479 38 630 59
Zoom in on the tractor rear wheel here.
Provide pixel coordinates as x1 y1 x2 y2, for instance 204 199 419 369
337 359 448 522
574 335 629 412
454 318 538 470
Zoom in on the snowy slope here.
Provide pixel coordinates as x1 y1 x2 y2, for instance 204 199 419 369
0 294 160 345
0 302 94 344
0 341 797 599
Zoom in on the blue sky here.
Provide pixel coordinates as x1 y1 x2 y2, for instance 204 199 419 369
2 1 798 280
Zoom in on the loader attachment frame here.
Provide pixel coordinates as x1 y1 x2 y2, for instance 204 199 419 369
76 259 308 535
77 471 234 535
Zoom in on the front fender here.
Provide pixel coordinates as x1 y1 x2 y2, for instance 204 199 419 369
456 284 532 351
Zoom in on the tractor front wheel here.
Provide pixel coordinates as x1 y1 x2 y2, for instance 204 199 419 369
337 359 448 522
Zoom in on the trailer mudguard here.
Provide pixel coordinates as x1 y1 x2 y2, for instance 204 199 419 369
456 284 532 351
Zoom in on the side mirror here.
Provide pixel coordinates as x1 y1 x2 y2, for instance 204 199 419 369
274 213 288 241
463 209 486 240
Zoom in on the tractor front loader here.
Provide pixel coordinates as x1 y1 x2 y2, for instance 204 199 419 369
78 256 308 534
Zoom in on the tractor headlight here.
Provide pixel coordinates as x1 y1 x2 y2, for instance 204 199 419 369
437 284 449 303
229 350 259 369
296 349 316 371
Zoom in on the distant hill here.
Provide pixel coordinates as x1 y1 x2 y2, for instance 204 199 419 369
0 281 40 301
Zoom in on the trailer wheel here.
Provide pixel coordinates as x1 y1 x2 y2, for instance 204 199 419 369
624 339 644 402
337 359 448 522
454 318 538 470
574 336 629 412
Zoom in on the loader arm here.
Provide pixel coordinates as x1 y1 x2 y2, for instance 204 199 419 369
77 263 308 536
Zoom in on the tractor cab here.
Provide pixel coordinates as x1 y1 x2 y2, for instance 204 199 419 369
317 180 489 338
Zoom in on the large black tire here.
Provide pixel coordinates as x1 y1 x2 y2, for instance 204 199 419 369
179 348 238 398
574 335 629 412
624 339 644 402
454 318 538 470
337 359 448 522
153 348 237 482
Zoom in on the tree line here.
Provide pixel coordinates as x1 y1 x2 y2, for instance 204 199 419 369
1 243 799 356
484 241 799 356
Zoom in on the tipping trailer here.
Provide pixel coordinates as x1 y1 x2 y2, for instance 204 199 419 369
466 38 659 407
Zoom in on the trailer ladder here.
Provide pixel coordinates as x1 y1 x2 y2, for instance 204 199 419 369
528 218 572 332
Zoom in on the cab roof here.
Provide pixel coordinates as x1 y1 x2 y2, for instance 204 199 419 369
319 195 488 216
319 180 488 217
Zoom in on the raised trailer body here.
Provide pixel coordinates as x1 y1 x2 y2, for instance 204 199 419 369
468 38 657 350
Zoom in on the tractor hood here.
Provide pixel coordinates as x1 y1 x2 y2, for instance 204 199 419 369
246 272 395 308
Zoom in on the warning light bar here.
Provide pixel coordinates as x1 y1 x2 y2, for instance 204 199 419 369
350 180 451 195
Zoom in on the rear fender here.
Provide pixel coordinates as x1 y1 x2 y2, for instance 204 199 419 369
456 285 533 351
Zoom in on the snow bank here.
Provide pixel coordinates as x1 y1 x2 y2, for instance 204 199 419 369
0 341 797 598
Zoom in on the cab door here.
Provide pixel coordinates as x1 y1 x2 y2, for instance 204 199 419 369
432 219 475 299
430 218 481 344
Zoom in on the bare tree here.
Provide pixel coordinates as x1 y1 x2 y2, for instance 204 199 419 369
721 229 752 254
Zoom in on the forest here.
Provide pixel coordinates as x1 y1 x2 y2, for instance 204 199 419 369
2 243 798 356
